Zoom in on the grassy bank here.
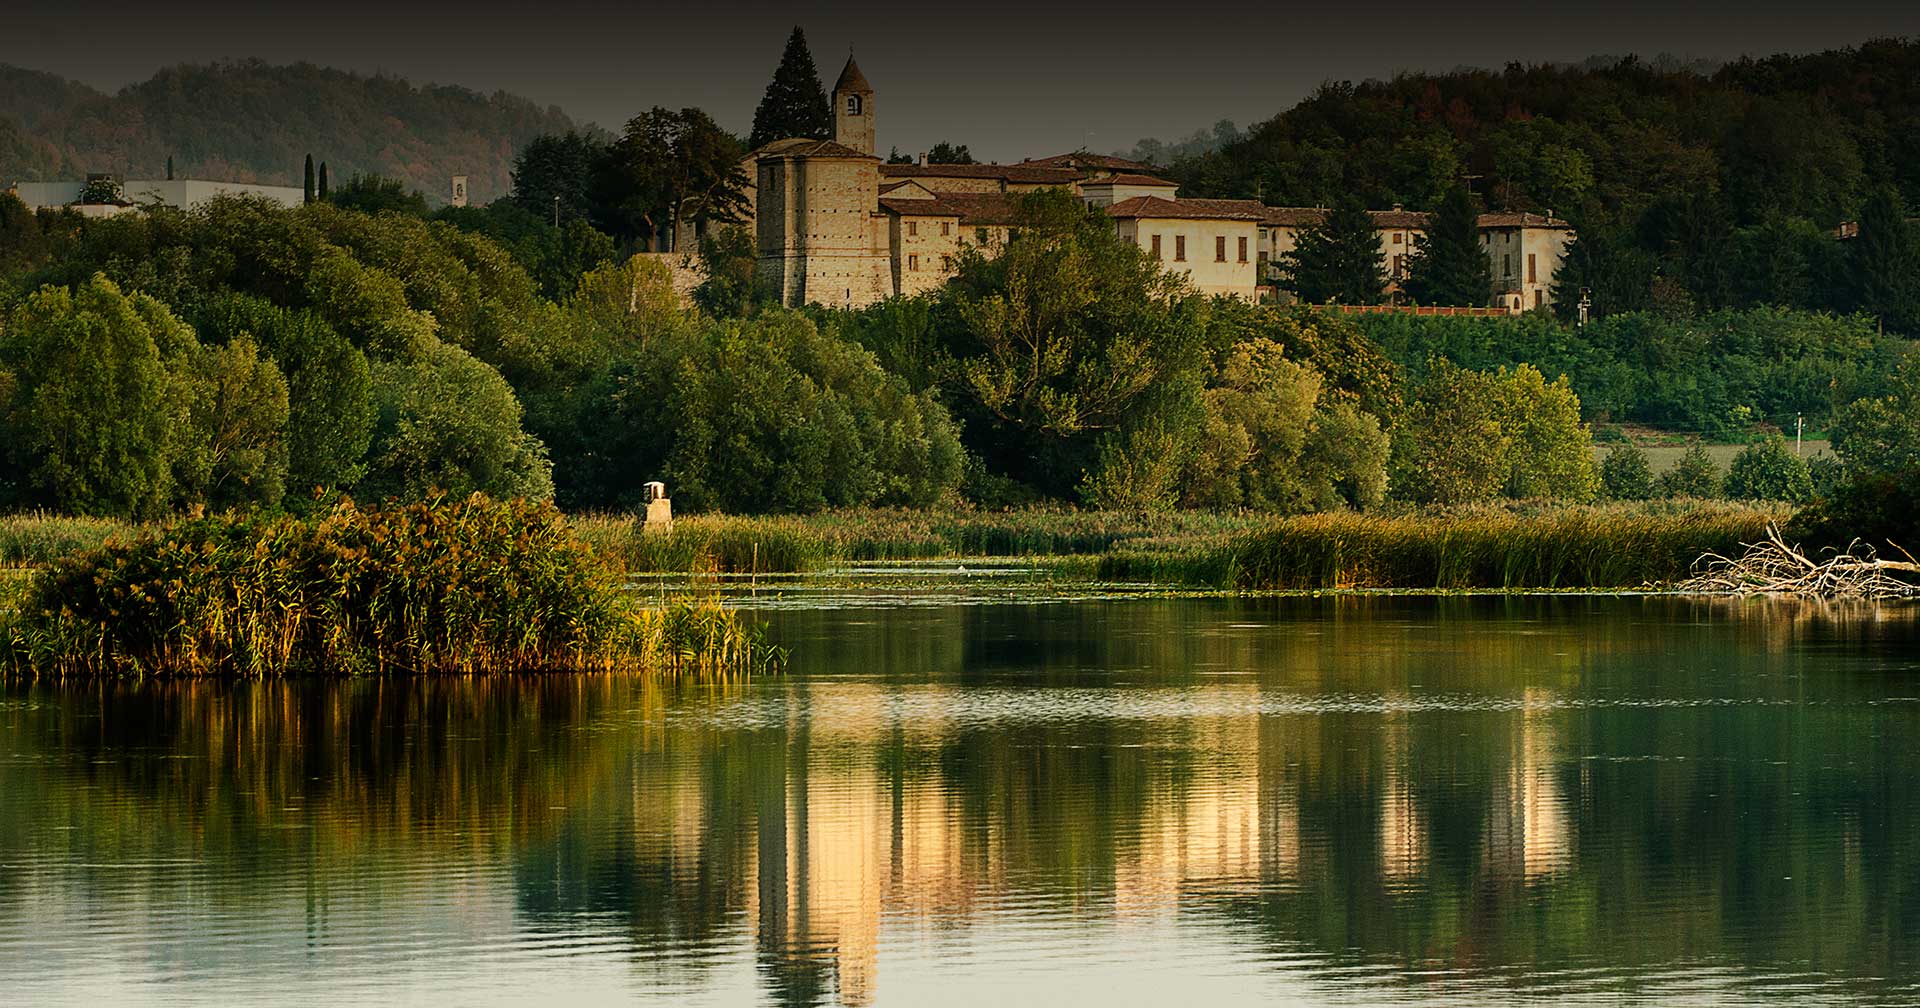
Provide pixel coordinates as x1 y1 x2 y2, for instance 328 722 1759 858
1098 503 1786 590
576 508 1271 574
1 512 141 569
3 496 779 679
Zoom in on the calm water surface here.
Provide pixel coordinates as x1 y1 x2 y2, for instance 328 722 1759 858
3 578 1919 1006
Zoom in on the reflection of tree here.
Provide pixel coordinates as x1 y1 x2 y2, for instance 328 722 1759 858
3 596 1919 1003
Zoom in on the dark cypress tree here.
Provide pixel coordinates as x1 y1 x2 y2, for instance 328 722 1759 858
303 154 316 204
318 162 329 201
1848 187 1920 332
747 27 832 149
165 155 175 181
1282 194 1386 304
1404 185 1490 306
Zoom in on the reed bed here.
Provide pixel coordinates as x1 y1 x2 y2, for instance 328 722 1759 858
0 512 139 569
580 508 1274 573
3 495 780 679
1098 503 1787 591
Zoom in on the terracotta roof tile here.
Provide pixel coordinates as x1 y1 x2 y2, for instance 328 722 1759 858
1369 209 1431 229
1083 173 1180 188
754 138 878 161
833 57 872 94
879 163 1084 184
1105 196 1262 221
879 197 963 217
1019 152 1158 173
929 193 1023 224
1260 206 1328 227
1476 211 1572 229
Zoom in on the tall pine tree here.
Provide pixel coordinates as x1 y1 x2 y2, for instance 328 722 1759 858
1282 195 1385 304
317 162 329 201
303 154 315 204
1404 186 1490 306
1849 187 1920 333
747 27 833 149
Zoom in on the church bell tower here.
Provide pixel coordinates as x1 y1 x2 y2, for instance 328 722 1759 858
832 55 875 155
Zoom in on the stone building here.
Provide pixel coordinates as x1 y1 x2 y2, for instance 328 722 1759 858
748 56 1575 311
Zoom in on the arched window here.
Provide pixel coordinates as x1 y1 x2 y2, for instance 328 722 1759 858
845 95 863 116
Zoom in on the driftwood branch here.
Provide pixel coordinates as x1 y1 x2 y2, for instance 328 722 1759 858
1680 524 1920 599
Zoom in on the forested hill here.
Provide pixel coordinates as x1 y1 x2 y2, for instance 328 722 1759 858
1170 37 1920 230
0 61 582 204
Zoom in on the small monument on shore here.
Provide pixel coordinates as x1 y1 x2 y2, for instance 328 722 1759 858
643 481 673 534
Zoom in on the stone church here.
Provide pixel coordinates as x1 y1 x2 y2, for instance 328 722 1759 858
747 57 1573 311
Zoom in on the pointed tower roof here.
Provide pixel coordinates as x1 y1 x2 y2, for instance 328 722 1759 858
833 55 872 94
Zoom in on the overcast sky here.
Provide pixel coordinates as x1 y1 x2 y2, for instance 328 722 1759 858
7 2 1920 162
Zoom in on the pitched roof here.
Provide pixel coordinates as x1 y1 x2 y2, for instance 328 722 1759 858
1178 197 1268 218
879 163 1084 184
1370 209 1431 229
754 138 878 161
1082 173 1179 188
1105 196 1262 221
834 56 873 94
1260 206 1328 227
879 197 963 218
1477 211 1572 230
1019 152 1158 173
927 193 1023 224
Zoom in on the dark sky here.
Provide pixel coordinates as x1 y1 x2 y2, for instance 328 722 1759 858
7 1 1920 161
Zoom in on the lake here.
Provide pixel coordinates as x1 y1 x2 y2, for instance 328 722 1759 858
3 577 1919 1006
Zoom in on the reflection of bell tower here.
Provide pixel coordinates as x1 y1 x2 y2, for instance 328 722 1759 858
832 55 875 155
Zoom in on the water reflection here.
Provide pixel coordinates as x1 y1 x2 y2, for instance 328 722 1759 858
1 595 1918 1006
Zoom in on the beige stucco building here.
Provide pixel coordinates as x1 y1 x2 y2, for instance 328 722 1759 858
749 57 1575 310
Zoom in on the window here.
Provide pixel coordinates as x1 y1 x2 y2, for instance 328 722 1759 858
1534 289 1543 308
1392 254 1405 278
908 254 919 271
1150 234 1162 260
1215 236 1227 262
941 221 951 236
1175 235 1186 262
1238 236 1248 263
845 95 862 115
976 227 989 244
1527 253 1537 283
1503 254 1513 278
907 221 918 237
1392 232 1403 244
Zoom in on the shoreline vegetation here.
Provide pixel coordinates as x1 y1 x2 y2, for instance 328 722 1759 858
1 495 780 680
582 501 1791 591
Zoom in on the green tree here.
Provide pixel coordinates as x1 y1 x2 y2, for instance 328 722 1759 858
934 189 1210 498
360 338 554 502
1389 359 1509 504
199 294 374 497
1847 187 1920 333
1809 352 1920 547
691 226 765 318
1281 195 1385 304
510 131 605 223
1404 185 1490 307
593 107 749 250
1723 436 1814 502
327 174 430 216
927 142 975 165
0 276 180 517
1497 364 1598 501
747 27 832 149
318 161 329 200
1600 442 1656 500
1658 445 1722 498
177 336 291 509
303 153 316 205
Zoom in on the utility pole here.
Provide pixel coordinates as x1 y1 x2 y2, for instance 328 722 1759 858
1796 413 1804 457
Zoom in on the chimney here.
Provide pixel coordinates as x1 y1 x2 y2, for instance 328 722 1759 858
917 152 927 166
1392 202 1404 212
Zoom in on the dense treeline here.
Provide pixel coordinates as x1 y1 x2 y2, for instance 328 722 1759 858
1170 39 1920 327
0 61 581 205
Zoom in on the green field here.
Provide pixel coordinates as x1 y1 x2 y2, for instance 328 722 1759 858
1591 440 1832 474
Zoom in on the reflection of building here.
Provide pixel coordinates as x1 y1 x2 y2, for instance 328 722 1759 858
1482 688 1571 881
1377 708 1428 883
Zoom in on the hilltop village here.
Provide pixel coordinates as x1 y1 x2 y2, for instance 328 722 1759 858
741 57 1573 310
